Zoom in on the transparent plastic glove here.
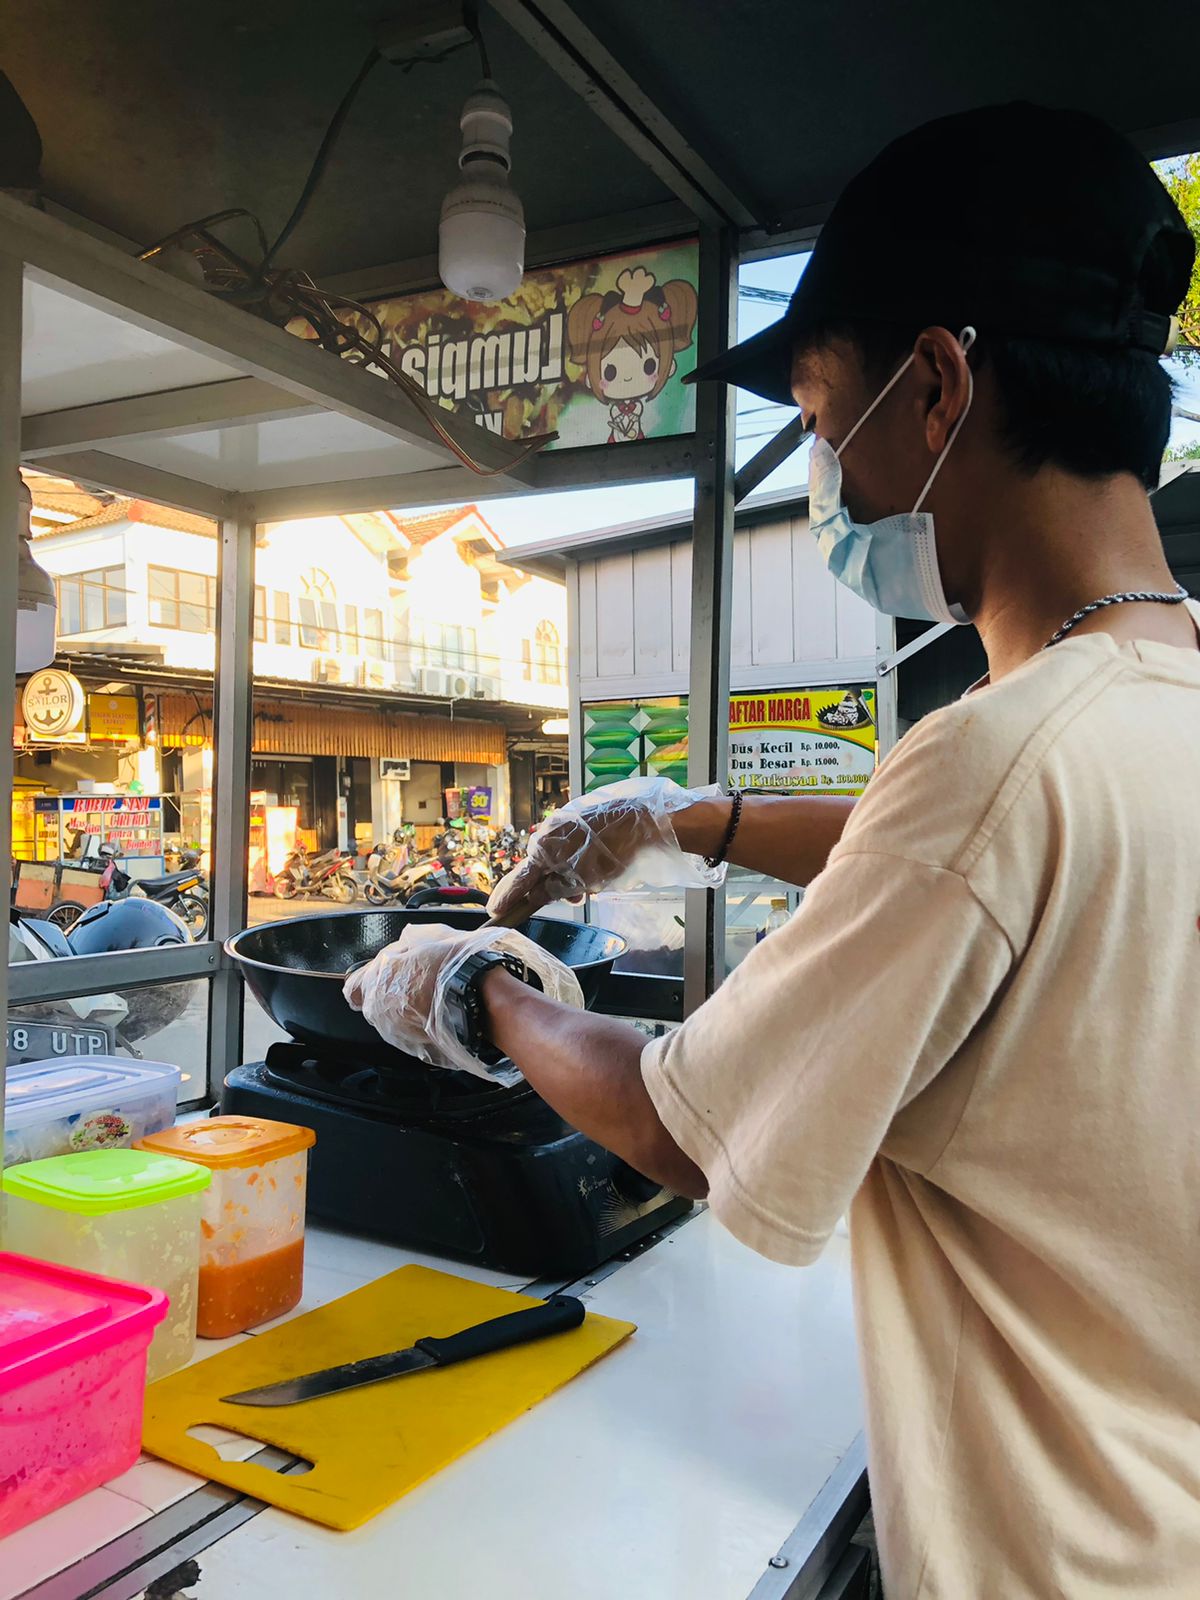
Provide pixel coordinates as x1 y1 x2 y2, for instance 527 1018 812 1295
487 776 725 922
343 923 583 1085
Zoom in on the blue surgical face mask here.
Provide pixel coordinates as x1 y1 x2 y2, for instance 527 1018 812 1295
807 326 976 624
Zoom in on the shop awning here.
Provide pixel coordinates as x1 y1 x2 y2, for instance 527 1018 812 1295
156 691 505 765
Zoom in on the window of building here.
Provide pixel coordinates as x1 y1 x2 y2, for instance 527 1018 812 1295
148 567 216 632
534 620 562 685
521 638 532 680
343 603 359 652
298 569 338 649
273 590 291 645
253 586 267 643
425 622 476 669
364 607 386 660
55 567 127 634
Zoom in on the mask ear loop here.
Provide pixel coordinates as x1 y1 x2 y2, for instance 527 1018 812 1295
912 326 977 514
835 351 916 460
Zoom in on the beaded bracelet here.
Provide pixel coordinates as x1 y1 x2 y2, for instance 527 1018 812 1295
704 790 743 870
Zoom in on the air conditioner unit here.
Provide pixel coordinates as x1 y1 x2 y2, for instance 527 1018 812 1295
359 660 388 689
311 656 342 685
471 676 501 700
445 672 473 699
416 666 442 695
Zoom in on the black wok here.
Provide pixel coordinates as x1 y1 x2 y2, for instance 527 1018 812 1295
226 907 626 1068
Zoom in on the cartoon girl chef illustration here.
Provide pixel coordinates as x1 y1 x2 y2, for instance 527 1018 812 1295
566 265 699 443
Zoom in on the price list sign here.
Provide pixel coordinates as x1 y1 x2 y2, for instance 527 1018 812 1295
728 689 877 797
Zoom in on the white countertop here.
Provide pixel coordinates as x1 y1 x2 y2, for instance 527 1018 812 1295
4 1210 863 1600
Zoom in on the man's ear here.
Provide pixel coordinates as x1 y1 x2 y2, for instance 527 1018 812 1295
914 327 972 455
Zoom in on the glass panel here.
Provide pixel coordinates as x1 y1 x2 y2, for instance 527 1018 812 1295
6 978 210 1115
82 582 104 632
343 603 359 651
724 869 803 973
105 572 127 628
58 581 82 635
297 596 320 648
253 586 267 643
273 590 291 645
14 484 217 976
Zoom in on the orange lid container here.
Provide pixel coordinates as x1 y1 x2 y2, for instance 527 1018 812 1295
137 1116 315 1169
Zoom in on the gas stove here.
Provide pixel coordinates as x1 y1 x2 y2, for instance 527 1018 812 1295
222 1042 691 1278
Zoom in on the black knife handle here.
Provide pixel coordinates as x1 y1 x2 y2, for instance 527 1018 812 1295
414 1294 586 1367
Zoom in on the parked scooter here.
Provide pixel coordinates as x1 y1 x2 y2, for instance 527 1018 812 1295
363 828 415 905
47 844 209 938
9 899 193 1060
275 843 358 902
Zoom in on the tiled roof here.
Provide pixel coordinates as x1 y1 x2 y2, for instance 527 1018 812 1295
30 497 216 539
388 504 504 548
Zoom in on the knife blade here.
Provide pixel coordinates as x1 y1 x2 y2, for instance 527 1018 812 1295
222 1293 587 1406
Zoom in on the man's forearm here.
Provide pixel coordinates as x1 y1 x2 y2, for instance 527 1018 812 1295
673 793 854 884
481 970 708 1200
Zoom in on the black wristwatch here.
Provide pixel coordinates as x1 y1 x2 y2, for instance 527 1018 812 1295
443 949 542 1066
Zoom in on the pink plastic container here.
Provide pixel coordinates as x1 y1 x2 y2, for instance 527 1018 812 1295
0 1251 167 1536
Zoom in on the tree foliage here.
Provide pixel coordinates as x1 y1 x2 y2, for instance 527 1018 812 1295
1158 154 1200 352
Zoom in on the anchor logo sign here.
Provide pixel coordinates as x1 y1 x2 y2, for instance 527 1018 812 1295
22 669 85 738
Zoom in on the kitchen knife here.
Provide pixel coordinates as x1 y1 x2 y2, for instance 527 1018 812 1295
221 1294 587 1406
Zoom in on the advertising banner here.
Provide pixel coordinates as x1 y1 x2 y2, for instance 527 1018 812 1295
728 689 877 797
296 240 700 452
87 694 140 744
583 688 877 798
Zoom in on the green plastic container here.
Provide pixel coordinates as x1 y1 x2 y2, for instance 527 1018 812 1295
3 1150 212 1380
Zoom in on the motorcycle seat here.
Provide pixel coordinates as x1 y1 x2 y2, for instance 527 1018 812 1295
138 870 203 893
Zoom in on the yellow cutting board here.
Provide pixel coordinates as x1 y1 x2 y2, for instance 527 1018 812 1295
142 1265 635 1530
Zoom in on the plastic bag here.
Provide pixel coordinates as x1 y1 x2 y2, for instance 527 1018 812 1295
487 775 726 922
343 923 583 1085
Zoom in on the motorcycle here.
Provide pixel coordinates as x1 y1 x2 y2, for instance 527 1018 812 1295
274 843 358 903
10 898 193 1060
48 845 209 938
363 828 415 905
489 824 526 883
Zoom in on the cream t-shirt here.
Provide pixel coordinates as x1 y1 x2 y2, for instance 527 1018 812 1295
642 605 1200 1599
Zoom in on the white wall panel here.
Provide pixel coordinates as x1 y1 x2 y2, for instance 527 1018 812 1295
790 513 838 663
730 536 752 666
632 544 674 677
577 561 599 681
834 575 877 659
748 520 793 664
579 515 877 701
670 542 692 675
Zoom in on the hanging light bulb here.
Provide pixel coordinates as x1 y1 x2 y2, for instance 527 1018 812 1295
439 81 525 303
16 476 57 673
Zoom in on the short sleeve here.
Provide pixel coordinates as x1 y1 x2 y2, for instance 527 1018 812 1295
641 850 1012 1265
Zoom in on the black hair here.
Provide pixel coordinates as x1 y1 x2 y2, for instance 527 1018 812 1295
819 321 1173 492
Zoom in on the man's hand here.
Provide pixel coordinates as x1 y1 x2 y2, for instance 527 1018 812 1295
343 924 582 1082
487 776 726 922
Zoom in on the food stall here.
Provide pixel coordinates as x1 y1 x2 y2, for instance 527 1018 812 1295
0 4 1195 1598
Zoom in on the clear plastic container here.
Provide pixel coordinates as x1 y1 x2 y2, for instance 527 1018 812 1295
2 1150 211 1381
0 1250 167 1536
137 1117 315 1338
4 1056 181 1167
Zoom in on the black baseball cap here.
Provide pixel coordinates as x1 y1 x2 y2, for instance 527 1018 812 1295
688 102 1195 406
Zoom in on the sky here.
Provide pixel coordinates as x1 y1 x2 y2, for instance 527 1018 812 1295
402 245 1200 550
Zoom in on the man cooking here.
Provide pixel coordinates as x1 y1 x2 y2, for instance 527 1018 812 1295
346 104 1200 1598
